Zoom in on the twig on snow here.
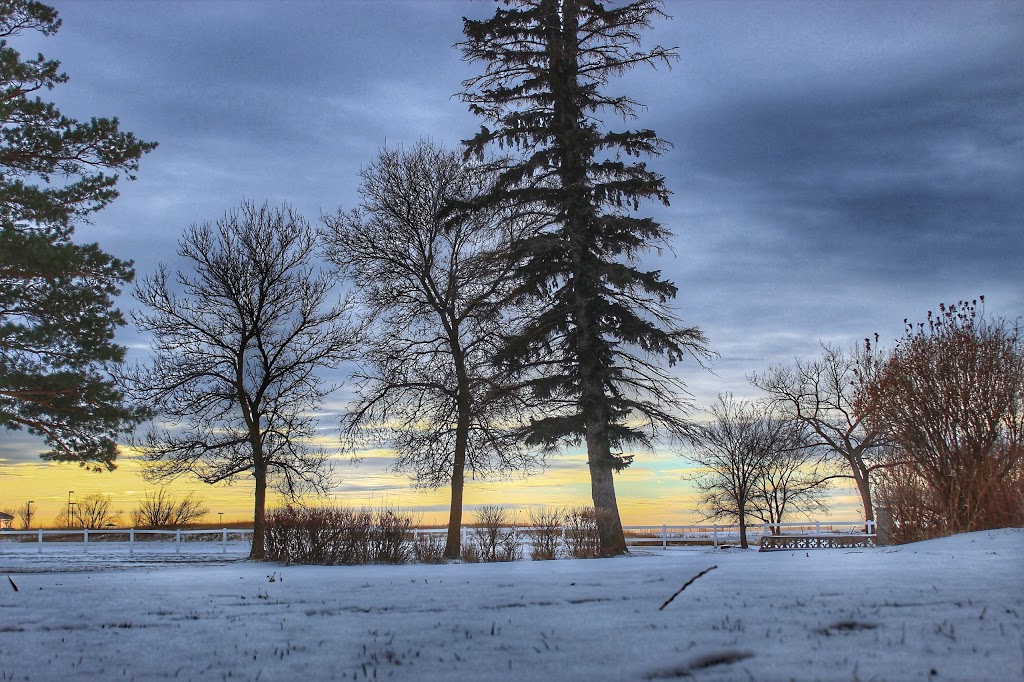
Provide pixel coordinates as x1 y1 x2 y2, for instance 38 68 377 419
658 565 717 611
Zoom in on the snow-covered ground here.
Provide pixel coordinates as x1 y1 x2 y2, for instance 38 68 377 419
1 529 1021 681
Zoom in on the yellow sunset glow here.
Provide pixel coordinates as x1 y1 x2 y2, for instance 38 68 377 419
0 444 865 528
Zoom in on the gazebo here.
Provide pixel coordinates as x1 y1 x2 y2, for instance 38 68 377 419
0 511 13 530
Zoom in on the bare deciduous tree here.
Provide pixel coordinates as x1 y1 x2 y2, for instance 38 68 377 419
130 488 209 528
53 493 119 528
129 201 360 559
688 395 827 547
16 501 34 529
689 395 771 548
320 141 538 560
750 343 889 522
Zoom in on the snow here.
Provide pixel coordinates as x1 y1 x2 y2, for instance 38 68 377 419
1 529 1022 681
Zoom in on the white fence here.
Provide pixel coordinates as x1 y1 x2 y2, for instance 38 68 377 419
412 519 875 550
760 520 875 537
0 528 254 554
0 520 874 559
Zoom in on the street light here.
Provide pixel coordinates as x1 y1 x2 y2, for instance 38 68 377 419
218 512 224 526
67 491 74 529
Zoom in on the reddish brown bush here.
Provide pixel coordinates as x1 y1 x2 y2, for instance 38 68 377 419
861 298 1024 538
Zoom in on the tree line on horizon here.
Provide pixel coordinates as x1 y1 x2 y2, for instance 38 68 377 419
2 0 1020 561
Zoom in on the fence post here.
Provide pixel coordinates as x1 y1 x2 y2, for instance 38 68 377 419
223 528 228 554
83 528 89 552
176 529 181 554
713 524 718 548
130 528 135 555
815 521 821 536
661 525 667 549
38 528 43 554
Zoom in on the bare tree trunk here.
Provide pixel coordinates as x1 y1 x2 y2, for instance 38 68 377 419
250 462 267 560
738 511 749 549
443 341 474 560
850 456 874 522
445 405 470 560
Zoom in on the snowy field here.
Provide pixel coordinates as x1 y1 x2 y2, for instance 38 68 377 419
1 529 1021 681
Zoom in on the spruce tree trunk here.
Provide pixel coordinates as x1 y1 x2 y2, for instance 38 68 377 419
586 438 627 556
591 470 626 556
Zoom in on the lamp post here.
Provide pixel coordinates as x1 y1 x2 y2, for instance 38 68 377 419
67 491 74 529
26 500 33 529
218 512 224 526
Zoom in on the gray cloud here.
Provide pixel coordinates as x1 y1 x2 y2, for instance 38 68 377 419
4 0 1021 464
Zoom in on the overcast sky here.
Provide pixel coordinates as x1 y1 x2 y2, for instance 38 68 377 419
4 0 1022 521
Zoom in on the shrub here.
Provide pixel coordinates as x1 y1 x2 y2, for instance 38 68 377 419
263 505 413 565
412 531 446 564
563 506 601 559
370 509 412 564
861 299 1024 537
470 505 521 562
459 537 481 563
527 507 563 560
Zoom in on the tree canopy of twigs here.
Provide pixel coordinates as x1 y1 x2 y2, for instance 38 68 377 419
458 0 710 556
320 141 540 559
128 201 360 559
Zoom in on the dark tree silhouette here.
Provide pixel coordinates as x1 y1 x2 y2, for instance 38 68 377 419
130 488 209 528
321 141 539 560
688 395 816 548
129 202 359 559
459 0 709 556
750 343 890 523
749 419 830 534
0 0 156 469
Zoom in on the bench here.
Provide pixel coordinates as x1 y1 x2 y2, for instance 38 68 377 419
759 534 876 551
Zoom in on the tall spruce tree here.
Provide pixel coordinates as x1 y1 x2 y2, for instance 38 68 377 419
0 1 156 470
459 0 708 555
